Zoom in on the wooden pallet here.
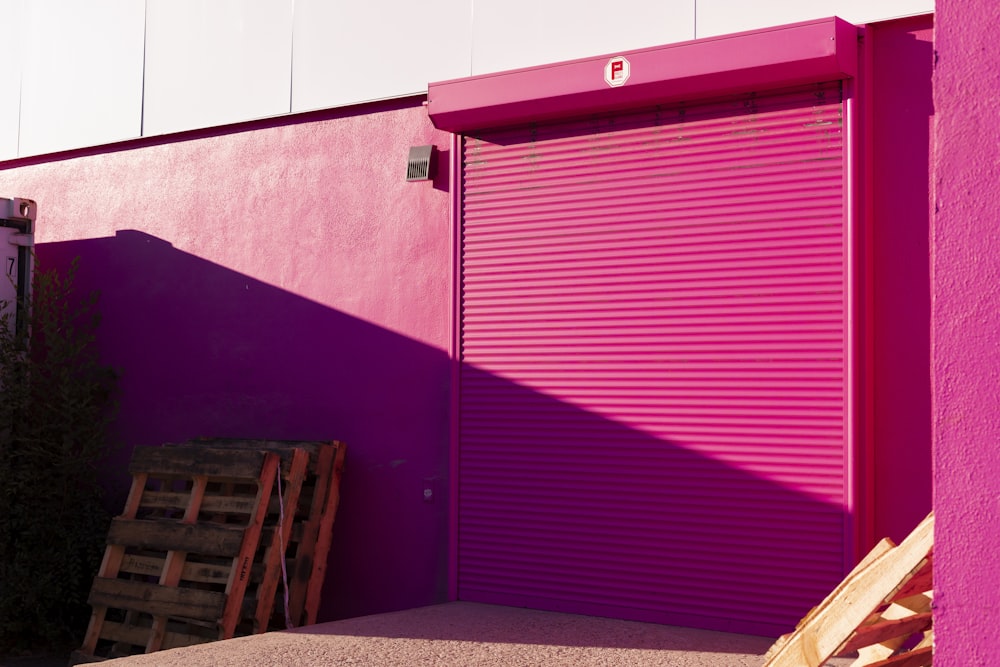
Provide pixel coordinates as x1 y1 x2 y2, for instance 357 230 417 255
184 439 347 631
72 446 281 662
763 512 934 667
72 439 347 662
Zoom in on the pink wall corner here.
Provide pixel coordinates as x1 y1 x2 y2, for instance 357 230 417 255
867 15 934 545
933 1 1000 664
0 98 455 622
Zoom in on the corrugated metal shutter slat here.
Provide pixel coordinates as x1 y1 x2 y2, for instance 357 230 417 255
459 82 849 635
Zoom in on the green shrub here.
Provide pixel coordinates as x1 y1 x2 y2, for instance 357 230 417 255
0 258 117 651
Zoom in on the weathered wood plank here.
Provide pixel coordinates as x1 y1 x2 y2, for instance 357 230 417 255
130 446 267 479
89 578 225 621
286 443 336 626
119 554 232 584
303 441 346 626
181 439 334 475
107 519 245 558
218 451 280 638
141 490 258 516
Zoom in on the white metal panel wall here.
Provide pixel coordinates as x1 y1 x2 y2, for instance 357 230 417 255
470 0 695 75
143 0 293 136
459 83 853 634
292 0 473 112
0 1 933 157
0 0 21 161
696 0 934 37
18 0 144 157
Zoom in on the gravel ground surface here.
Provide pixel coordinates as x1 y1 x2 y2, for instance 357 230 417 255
96 601 846 666
8 602 855 666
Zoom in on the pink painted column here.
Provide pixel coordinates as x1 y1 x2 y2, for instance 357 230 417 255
933 1 1000 664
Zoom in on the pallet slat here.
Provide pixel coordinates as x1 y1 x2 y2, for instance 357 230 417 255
141 490 259 515
107 518 247 558
89 579 226 621
129 446 270 479
300 441 346 627
218 452 280 638
119 554 233 584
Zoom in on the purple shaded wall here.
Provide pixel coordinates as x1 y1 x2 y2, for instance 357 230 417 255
868 15 934 544
0 99 454 621
933 1 1000 664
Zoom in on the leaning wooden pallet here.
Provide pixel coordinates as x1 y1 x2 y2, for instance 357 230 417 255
180 439 347 631
763 512 934 667
71 446 281 663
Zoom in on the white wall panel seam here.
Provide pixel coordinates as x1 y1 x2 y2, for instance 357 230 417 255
15 0 22 159
141 0 148 136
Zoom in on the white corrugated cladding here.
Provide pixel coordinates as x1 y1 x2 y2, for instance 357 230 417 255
458 82 852 635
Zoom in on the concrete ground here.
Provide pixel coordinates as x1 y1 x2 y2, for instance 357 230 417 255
100 601 840 666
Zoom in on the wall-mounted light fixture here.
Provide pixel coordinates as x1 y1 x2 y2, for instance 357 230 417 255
406 145 435 181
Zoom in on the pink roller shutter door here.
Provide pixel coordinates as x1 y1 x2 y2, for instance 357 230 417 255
458 82 852 635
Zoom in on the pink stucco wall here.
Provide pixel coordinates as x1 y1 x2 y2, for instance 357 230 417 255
0 98 454 621
933 1 1000 664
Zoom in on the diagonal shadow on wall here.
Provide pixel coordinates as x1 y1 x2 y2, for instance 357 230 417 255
39 230 849 642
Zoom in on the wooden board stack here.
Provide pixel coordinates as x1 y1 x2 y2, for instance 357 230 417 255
763 512 934 667
70 439 345 663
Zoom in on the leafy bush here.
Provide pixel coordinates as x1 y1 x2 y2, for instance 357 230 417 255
0 259 117 651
